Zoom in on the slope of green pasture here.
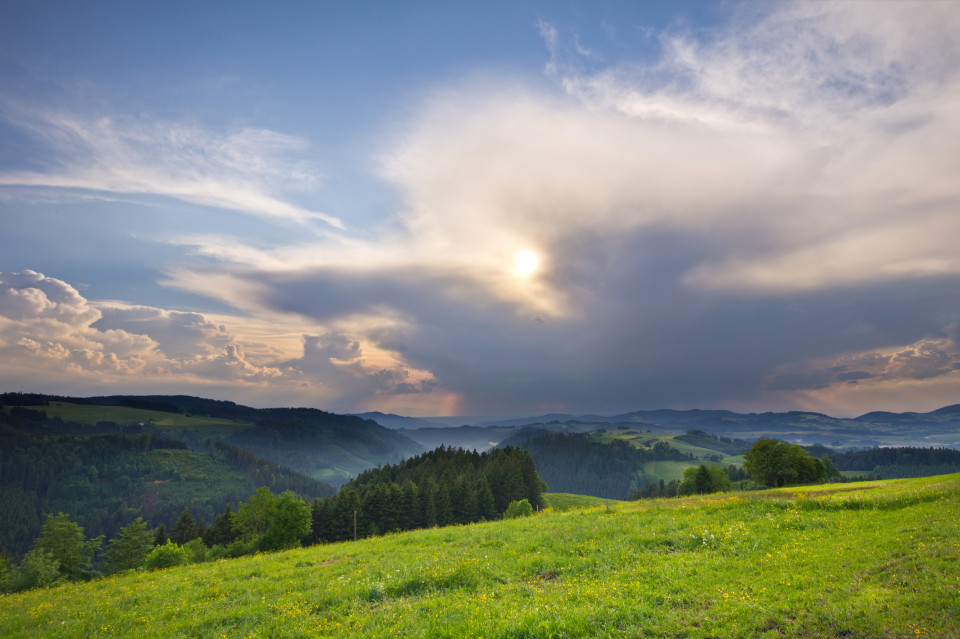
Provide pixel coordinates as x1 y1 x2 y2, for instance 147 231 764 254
599 429 731 459
541 493 622 511
3 475 958 638
23 402 254 436
642 460 690 482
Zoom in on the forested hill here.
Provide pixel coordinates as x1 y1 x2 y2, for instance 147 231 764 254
0 392 425 485
0 408 334 557
828 446 960 478
226 408 424 481
514 432 691 500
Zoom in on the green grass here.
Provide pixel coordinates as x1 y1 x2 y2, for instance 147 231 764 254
642 460 691 482
3 475 959 638
599 429 734 460
541 493 623 511
21 402 254 436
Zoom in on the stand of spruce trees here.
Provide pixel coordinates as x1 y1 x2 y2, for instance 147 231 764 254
308 446 544 542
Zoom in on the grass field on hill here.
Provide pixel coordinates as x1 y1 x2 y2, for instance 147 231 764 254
21 402 254 436
2 475 958 638
598 429 733 461
541 493 621 511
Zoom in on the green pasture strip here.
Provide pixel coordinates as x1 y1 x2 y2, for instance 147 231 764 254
541 493 621 511
24 402 253 434
2 475 958 638
642 460 690 482
599 429 731 459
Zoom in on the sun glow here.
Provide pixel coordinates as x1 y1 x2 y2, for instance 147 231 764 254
512 250 539 276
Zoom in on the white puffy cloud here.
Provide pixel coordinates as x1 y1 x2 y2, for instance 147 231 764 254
93 304 234 360
0 270 449 411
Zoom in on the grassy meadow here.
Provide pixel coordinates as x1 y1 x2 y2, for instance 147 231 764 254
20 402 254 437
540 493 620 511
2 475 958 638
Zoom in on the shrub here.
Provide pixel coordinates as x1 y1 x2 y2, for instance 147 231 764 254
182 538 209 564
504 499 533 519
225 539 256 558
144 542 187 570
205 545 229 561
11 549 61 591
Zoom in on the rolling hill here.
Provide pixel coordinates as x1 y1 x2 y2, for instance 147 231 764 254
1 393 425 485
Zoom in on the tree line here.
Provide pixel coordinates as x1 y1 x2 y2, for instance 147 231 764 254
309 446 544 542
826 446 960 478
1 446 546 593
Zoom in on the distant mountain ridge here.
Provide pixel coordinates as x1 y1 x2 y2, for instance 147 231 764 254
351 411 447 430
370 403 960 451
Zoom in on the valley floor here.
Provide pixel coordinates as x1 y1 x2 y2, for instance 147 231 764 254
2 475 958 638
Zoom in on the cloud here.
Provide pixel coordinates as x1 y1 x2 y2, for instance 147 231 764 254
0 110 343 229
550 2 960 295
6 2 960 416
0 270 286 384
0 270 450 412
141 1 960 415
766 323 960 394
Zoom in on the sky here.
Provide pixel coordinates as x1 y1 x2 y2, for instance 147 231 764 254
2 1 960 418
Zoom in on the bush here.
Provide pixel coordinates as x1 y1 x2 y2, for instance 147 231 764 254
225 539 256 558
503 499 533 519
676 465 731 496
0 555 10 593
205 545 229 561
144 542 187 570
182 538 209 564
11 549 61 591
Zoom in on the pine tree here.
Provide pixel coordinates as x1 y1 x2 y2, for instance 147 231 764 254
103 517 153 574
170 508 199 545
203 505 237 547
399 480 421 531
476 474 497 521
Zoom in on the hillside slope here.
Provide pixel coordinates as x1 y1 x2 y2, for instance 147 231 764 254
2 475 957 638
0 410 334 556
1 393 425 485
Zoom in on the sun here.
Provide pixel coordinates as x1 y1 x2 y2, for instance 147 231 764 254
512 250 539 277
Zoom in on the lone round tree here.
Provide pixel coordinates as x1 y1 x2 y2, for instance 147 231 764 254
743 438 825 487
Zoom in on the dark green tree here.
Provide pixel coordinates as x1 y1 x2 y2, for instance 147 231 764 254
399 480 421 530
170 508 200 545
677 464 731 496
31 513 103 581
233 487 276 542
821 455 842 480
153 525 167 547
203 504 238 547
310 497 336 544
259 491 311 551
436 479 453 526
476 474 497 520
102 517 153 574
744 438 825 487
